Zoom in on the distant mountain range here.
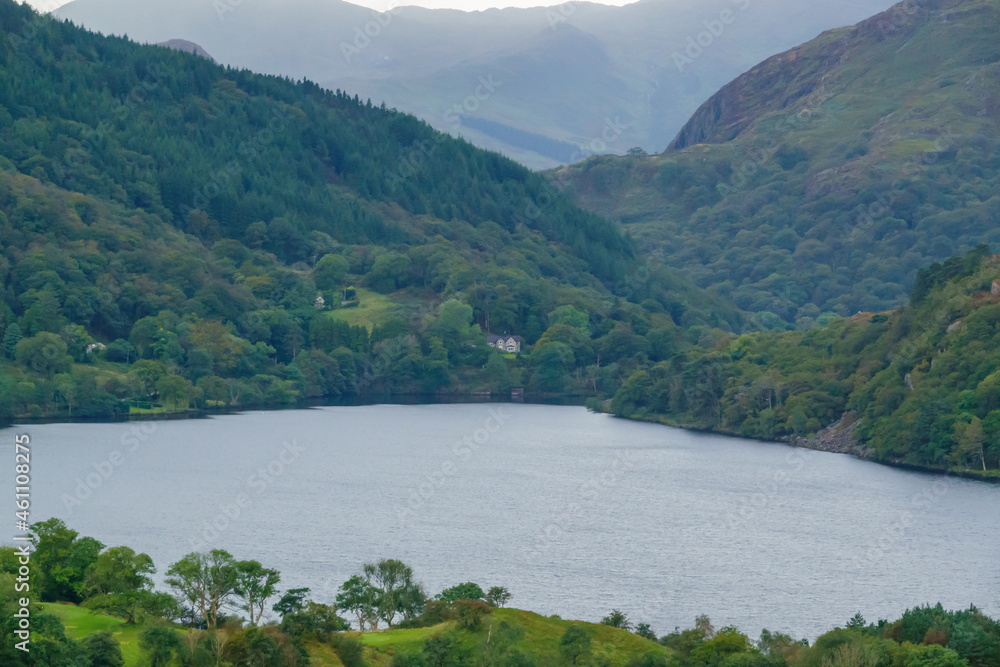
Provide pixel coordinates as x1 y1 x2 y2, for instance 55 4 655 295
558 0 1000 326
54 0 899 169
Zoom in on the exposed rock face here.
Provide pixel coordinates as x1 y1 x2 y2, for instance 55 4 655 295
791 411 871 458
156 39 214 62
667 0 970 150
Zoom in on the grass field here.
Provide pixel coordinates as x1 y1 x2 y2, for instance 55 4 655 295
328 288 401 330
42 603 146 665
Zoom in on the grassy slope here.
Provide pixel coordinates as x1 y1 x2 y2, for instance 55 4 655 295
352 608 671 666
327 288 406 331
305 640 348 667
44 603 667 667
42 602 152 665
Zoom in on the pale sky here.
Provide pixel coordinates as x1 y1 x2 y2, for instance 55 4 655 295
25 0 637 13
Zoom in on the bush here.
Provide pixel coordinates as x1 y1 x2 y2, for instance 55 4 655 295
331 634 368 667
395 600 451 629
81 631 124 667
453 599 491 630
437 582 484 603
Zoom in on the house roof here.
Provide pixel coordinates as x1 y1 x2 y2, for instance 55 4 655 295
487 335 521 344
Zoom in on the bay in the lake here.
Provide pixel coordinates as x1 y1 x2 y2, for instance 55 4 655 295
4 403 999 639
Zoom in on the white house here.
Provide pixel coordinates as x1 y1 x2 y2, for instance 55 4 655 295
487 334 522 353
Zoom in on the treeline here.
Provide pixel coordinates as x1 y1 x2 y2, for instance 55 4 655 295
606 248 1000 474
2 520 998 666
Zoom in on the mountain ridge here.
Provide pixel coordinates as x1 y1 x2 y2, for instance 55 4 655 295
54 0 900 169
558 0 1000 326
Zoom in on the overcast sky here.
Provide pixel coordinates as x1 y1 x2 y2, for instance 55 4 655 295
25 0 637 12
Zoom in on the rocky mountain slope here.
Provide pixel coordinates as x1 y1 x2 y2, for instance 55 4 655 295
558 0 1000 326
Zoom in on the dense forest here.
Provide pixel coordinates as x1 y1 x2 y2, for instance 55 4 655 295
604 248 1000 477
558 0 1000 329
2 520 998 666
0 0 741 421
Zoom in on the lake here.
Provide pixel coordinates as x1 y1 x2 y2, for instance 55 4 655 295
4 403 999 639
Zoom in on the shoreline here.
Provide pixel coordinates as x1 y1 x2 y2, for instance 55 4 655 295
602 408 1000 485
4 395 997 484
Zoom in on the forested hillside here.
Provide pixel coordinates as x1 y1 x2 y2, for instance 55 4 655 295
0 0 742 420
558 0 1000 328
606 248 1000 476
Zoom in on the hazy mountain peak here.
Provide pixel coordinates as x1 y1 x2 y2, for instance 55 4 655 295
156 39 215 61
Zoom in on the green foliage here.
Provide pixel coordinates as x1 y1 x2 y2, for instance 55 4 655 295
29 518 104 603
224 626 286 667
234 559 281 626
338 574 381 631
422 634 467 667
332 633 369 667
562 0 1000 326
608 251 1000 472
437 582 485 603
559 624 592 665
453 599 492 630
486 586 513 608
0 0 742 421
80 631 125 667
164 550 239 629
138 623 182 667
80 546 158 624
274 587 311 617
315 254 351 291
601 609 632 631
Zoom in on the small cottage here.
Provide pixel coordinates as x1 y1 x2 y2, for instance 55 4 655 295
992 279 1000 296
487 334 522 353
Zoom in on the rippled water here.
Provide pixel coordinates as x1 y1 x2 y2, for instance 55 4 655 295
4 403 999 639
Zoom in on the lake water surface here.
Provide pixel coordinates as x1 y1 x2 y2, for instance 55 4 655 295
4 403 999 639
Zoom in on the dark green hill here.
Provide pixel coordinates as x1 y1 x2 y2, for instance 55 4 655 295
607 247 1000 476
0 0 741 420
557 0 1000 328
